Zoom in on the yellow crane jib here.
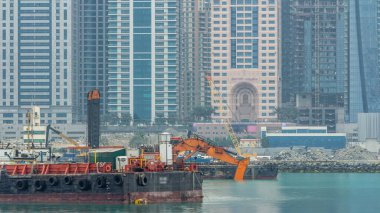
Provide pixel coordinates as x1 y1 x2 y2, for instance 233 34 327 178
206 76 242 155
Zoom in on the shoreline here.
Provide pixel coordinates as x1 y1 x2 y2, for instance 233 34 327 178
254 161 380 173
197 161 380 179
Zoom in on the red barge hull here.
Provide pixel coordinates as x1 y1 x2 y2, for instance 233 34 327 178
0 163 203 204
0 191 203 204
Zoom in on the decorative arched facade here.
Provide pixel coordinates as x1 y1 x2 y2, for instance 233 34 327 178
230 82 259 122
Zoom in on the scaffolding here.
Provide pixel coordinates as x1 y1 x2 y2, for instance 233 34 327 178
283 0 348 129
285 0 347 109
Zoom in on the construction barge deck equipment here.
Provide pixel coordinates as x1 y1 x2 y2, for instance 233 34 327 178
0 163 203 204
171 135 249 181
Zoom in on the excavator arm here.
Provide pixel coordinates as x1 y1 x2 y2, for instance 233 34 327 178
45 124 81 148
172 137 249 181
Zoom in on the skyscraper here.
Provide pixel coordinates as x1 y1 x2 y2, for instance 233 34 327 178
209 0 281 122
281 0 348 131
282 0 348 109
76 0 108 122
0 0 76 126
348 0 380 122
107 0 178 124
178 0 211 122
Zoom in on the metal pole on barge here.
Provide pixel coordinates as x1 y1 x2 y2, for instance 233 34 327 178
87 89 101 149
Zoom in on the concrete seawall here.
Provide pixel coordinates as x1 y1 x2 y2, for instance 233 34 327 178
254 161 380 173
197 161 380 179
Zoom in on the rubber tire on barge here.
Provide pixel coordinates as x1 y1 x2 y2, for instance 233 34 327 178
34 180 46 191
0 171 203 204
96 176 106 188
48 177 59 186
113 175 123 186
16 180 28 190
137 173 148 186
78 179 90 191
64 176 73 185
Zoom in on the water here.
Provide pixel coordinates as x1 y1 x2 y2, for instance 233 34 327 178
1 173 380 213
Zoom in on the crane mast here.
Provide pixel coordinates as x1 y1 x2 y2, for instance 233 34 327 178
206 76 241 155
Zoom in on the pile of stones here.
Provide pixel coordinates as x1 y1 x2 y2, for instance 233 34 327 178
101 133 133 146
334 146 378 161
273 146 378 161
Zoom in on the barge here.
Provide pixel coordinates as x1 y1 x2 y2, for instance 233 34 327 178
197 164 278 180
0 163 203 204
253 164 278 180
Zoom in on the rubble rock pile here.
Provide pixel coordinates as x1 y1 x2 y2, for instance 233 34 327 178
304 149 332 161
101 133 160 147
101 133 133 146
273 149 306 161
334 146 378 161
273 146 377 161
273 148 332 161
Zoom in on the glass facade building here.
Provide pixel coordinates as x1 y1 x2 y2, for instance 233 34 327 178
177 0 211 122
76 0 108 122
348 0 380 122
0 0 75 126
281 0 348 108
107 0 178 123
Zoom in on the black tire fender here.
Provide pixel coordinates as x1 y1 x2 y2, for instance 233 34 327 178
137 173 148 186
114 175 123 186
78 179 90 191
64 176 73 185
15 180 27 190
96 176 106 188
48 176 59 186
34 180 46 191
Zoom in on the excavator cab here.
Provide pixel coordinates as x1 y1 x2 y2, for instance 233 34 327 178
169 137 182 145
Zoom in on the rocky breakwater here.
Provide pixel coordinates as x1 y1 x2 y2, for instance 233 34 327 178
261 161 380 173
254 146 380 173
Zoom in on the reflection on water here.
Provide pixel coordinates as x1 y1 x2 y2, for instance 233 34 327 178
0 203 203 213
1 173 380 213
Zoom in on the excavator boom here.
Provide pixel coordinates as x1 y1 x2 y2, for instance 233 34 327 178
172 136 249 181
235 158 250 181
45 125 81 148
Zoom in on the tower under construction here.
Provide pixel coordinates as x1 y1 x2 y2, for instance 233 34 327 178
282 0 348 131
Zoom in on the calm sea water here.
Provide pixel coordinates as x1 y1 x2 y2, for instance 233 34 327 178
1 173 380 213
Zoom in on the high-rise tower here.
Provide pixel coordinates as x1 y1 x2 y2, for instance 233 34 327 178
348 0 380 122
178 0 212 122
107 0 178 124
209 0 281 122
282 0 348 109
0 0 76 127
281 0 348 131
76 0 108 122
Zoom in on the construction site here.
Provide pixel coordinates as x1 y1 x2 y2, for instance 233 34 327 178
282 0 348 132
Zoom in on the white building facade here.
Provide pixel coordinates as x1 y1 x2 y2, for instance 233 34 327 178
0 0 77 139
210 0 280 122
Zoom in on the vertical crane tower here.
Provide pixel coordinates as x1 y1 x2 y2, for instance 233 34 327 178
206 76 241 155
87 89 100 148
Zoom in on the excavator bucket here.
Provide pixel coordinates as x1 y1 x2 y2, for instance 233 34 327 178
234 158 250 181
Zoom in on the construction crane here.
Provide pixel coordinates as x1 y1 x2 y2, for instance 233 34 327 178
45 124 83 148
206 76 256 158
171 136 249 181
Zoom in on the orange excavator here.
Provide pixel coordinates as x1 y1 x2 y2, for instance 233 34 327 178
171 135 249 181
